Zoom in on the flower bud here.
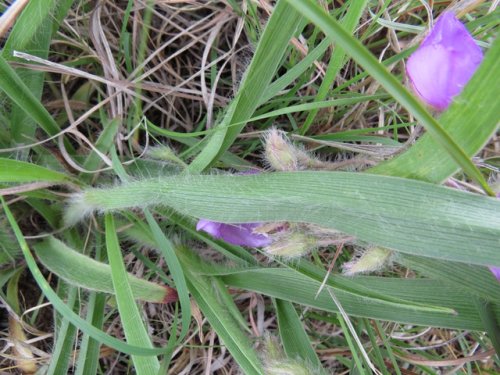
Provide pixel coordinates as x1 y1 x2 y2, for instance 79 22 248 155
147 145 186 167
264 231 315 258
263 128 300 171
265 362 318 375
343 247 393 276
262 335 319 375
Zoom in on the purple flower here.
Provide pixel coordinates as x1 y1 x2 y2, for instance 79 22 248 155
196 170 271 247
196 219 271 247
407 12 483 110
489 267 500 281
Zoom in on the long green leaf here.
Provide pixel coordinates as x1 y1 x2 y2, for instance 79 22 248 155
105 214 160 374
67 172 500 267
5 1 56 145
0 158 70 183
142 210 191 342
75 236 106 375
222 267 496 331
400 255 500 303
300 0 369 134
0 55 60 136
34 237 176 303
177 248 265 375
1 0 58 59
275 299 325 373
46 285 78 375
285 0 494 195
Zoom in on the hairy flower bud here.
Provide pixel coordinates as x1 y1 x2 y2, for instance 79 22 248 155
262 335 320 375
264 231 315 258
264 128 300 171
343 247 393 276
265 362 318 375
147 145 186 167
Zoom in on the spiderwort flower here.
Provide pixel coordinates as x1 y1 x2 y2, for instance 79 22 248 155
490 267 500 281
196 219 271 247
195 170 271 247
407 12 483 110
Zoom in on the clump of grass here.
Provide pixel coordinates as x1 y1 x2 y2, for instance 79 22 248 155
0 0 499 374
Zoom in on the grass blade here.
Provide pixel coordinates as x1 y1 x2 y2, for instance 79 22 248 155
1 0 58 59
222 267 494 330
300 0 369 135
142 210 192 343
0 158 71 183
0 55 60 136
400 255 500 303
105 213 160 374
46 285 78 375
177 248 265 374
34 237 177 303
75 234 106 375
5 1 55 144
187 0 302 172
274 299 325 373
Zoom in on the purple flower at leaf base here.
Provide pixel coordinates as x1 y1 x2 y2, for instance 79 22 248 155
196 219 271 247
489 267 500 281
407 12 483 111
196 169 271 248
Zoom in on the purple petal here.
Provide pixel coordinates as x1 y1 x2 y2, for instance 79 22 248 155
407 12 483 110
197 219 271 247
489 266 500 281
196 219 223 237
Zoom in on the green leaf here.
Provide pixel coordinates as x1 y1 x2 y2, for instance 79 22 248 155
75 234 106 375
300 0 369 134
0 56 60 137
34 237 175 303
142 210 192 342
105 214 160 374
0 158 70 183
222 267 495 331
400 255 500 303
0 56 59 135
4 0 59 145
46 285 78 375
275 299 325 373
177 248 265 375
69 172 500 267
1 0 59 59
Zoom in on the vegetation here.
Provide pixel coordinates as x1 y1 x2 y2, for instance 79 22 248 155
0 0 498 373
